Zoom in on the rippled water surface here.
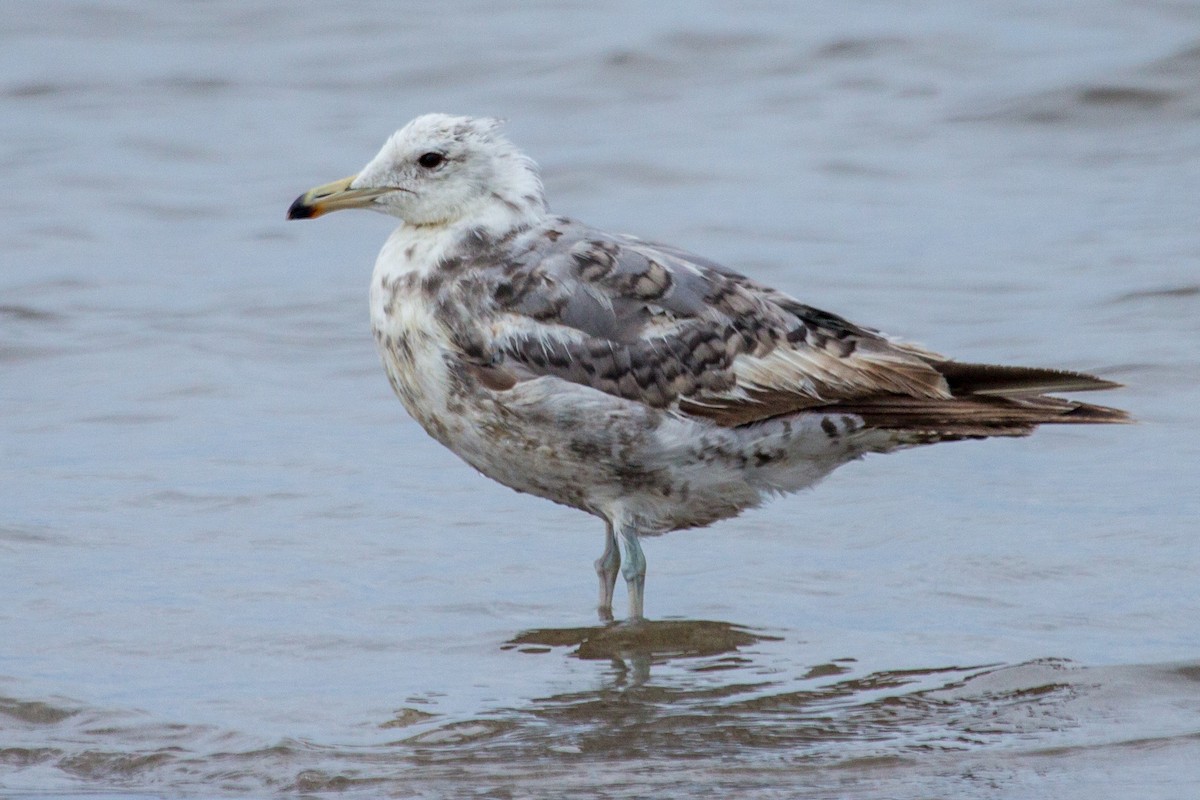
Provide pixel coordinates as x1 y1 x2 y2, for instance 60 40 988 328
3 2 1199 798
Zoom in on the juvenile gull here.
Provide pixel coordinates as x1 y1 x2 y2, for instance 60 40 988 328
288 114 1127 621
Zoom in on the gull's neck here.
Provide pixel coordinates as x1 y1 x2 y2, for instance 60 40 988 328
379 188 547 281
423 184 546 238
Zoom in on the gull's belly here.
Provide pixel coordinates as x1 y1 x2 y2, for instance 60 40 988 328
369 282 630 512
371 335 624 513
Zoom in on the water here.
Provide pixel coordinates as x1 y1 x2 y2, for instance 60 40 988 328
2 2 1199 797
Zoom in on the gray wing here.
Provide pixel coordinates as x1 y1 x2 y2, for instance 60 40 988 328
468 217 953 426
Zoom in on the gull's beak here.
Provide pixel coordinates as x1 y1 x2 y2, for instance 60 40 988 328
287 175 391 220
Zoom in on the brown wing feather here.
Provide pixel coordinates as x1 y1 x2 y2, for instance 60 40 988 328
684 361 1130 433
485 223 959 416
820 393 1130 434
474 219 1128 435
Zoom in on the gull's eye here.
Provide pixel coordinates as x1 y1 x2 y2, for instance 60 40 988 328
417 152 445 169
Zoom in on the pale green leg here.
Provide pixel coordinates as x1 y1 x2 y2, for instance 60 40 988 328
594 521 620 622
619 525 646 621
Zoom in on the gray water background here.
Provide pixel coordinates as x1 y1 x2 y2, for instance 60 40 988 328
2 1 1199 797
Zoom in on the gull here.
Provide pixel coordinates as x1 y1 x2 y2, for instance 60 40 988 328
288 114 1127 622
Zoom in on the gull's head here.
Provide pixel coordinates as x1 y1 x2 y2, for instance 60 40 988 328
287 114 546 229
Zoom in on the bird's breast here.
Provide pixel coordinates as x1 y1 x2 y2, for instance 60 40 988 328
368 264 460 435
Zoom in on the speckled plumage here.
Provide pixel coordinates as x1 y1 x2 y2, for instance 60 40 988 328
289 114 1127 621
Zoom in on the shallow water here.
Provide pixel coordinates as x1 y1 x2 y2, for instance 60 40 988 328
2 2 1199 797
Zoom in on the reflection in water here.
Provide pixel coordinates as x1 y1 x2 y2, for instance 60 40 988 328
505 618 780 659
503 618 784 684
4 660 1197 796
494 622 1042 762
468 650 1013 762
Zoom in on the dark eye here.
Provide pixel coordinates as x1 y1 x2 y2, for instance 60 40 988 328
417 152 445 169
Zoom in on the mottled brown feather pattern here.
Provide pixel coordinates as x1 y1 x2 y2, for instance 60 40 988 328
450 220 1129 439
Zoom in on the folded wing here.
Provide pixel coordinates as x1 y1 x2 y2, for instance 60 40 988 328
474 220 1127 435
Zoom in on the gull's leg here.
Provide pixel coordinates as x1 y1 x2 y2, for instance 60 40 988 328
618 525 647 622
594 520 620 622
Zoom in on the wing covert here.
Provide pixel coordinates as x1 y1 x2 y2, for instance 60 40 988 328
476 219 951 425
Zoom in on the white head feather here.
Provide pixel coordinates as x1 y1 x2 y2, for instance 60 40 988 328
351 114 547 230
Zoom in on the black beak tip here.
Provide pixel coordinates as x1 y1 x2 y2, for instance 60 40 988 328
287 194 314 220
